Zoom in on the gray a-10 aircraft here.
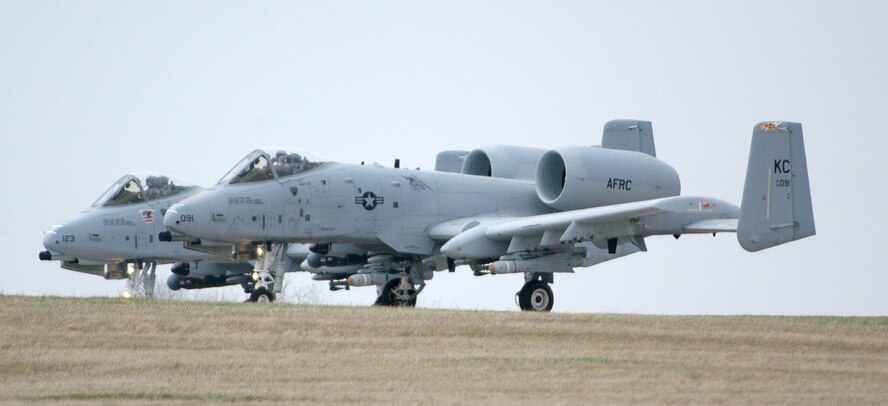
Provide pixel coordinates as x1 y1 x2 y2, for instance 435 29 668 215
38 172 309 301
160 120 815 311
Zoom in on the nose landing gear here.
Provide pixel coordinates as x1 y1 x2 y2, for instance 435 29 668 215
244 243 288 303
123 261 157 299
248 287 275 303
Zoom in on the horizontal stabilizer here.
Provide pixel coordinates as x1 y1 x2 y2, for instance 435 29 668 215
683 219 738 233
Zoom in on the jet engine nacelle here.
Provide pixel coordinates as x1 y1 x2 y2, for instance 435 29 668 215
461 145 546 181
535 146 681 211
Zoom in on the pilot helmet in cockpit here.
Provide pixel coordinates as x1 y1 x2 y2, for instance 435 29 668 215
274 150 293 176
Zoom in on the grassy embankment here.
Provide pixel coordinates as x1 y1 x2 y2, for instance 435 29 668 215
1 296 886 404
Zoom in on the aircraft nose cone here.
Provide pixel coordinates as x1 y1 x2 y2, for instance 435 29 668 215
163 203 185 230
163 201 205 240
162 190 227 241
40 225 61 260
42 225 61 250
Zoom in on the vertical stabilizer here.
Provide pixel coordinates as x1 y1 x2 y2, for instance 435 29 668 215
738 122 815 251
435 150 468 173
601 119 656 157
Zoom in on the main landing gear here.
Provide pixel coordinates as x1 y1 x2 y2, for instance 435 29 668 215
374 258 425 307
516 272 554 312
374 278 417 307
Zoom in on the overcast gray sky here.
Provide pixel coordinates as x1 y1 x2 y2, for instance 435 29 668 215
2 1 886 315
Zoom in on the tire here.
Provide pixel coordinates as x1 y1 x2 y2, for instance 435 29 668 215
517 281 553 312
374 279 397 306
374 278 416 307
248 287 275 303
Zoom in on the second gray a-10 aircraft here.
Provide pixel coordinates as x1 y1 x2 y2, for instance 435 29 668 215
156 120 815 311
39 172 311 301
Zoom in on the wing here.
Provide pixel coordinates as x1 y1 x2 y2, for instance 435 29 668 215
440 196 740 261
489 196 739 249
487 196 740 245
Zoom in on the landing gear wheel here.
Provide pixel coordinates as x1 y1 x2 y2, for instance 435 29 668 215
248 287 275 303
517 281 553 312
374 278 416 307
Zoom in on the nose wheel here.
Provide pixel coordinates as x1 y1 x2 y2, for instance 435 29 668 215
517 280 553 312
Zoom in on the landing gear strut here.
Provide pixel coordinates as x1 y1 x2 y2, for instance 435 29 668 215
124 261 157 298
516 272 554 312
245 243 288 303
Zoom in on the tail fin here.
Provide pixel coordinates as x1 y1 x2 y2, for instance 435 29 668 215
435 150 469 173
738 122 815 251
601 119 656 157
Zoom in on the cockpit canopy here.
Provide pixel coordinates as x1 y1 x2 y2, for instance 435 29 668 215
92 173 199 207
217 148 329 185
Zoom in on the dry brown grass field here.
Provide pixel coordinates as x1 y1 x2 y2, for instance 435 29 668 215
1 295 886 404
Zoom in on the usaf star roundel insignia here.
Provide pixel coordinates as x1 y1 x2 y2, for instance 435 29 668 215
355 191 384 210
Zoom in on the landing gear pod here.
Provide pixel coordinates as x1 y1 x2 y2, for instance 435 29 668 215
103 263 128 280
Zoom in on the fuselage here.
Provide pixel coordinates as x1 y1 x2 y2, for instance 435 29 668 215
43 187 224 265
165 162 554 254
